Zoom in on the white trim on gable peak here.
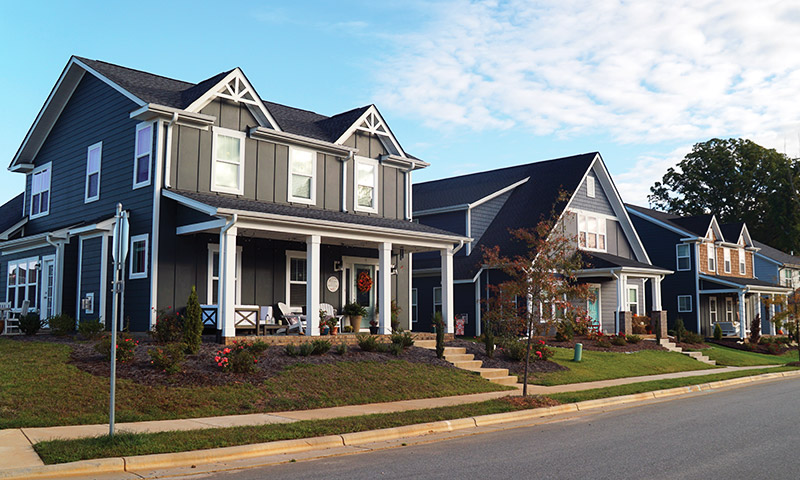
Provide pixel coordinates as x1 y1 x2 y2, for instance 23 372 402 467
10 57 147 172
184 68 281 132
334 105 406 159
563 153 652 265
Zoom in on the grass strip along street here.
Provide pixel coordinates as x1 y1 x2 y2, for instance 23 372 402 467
34 366 798 465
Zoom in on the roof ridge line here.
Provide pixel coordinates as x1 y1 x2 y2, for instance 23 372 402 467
75 56 196 87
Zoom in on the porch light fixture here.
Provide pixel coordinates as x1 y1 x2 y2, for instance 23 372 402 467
391 264 398 275
333 260 343 272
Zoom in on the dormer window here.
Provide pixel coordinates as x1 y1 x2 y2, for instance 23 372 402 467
578 213 606 251
586 176 595 198
739 248 746 275
354 157 378 213
706 243 715 272
288 146 316 204
723 248 731 273
211 127 245 195
85 142 102 203
30 163 51 219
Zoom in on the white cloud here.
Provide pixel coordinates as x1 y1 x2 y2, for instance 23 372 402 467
374 0 800 154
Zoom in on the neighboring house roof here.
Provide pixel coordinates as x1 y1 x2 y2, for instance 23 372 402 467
700 273 789 290
168 189 465 239
754 240 800 267
626 204 717 238
720 222 745 243
0 193 25 234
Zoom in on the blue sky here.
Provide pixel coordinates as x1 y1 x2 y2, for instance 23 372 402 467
2 0 799 208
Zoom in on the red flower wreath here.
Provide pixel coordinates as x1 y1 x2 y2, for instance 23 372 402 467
357 271 373 292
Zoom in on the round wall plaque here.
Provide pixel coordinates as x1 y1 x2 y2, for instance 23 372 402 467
326 275 340 293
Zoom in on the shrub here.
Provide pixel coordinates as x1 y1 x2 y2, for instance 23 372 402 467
555 320 574 342
148 343 185 374
284 343 299 357
631 315 649 334
390 300 402 333
310 339 331 355
500 338 553 361
625 334 642 344
610 334 627 346
743 341 757 352
596 336 612 349
483 317 495 358
95 333 139 363
750 314 761 344
49 314 76 336
357 333 379 352
151 308 183 344
388 343 404 356
714 323 722 340
214 341 262 373
774 336 791 345
336 342 348 355
375 342 390 353
391 330 415 349
19 313 44 336
433 311 445 359
183 286 203 354
682 331 704 344
78 319 105 340
766 342 783 355
343 302 368 317
674 317 686 343
299 342 316 356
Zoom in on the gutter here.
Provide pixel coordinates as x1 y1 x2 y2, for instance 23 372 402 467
129 104 215 130
249 127 358 156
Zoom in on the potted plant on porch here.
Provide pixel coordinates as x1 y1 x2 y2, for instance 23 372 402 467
328 316 339 335
343 302 367 332
369 319 379 335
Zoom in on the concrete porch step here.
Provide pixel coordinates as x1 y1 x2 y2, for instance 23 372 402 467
444 353 474 362
490 375 520 386
468 367 510 379
452 360 483 369
415 339 436 348
442 347 466 355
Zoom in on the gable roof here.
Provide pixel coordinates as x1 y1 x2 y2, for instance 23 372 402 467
11 57 416 170
414 163 534 212
0 193 25 235
754 240 800 267
626 204 716 238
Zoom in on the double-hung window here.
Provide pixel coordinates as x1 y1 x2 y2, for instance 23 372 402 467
678 295 692 312
286 252 307 307
411 288 418 323
578 213 606 251
738 248 746 275
207 245 242 304
85 142 102 203
706 243 716 272
211 127 245 195
133 123 153 188
355 157 378 213
433 287 442 314
725 297 734 322
676 244 690 271
6 258 38 311
30 163 51 218
723 248 731 273
709 297 718 323
288 146 316 204
783 269 793 287
129 234 148 279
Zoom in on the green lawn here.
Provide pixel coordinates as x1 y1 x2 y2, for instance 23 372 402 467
0 338 508 429
34 398 539 464
690 344 797 367
532 347 716 386
548 366 798 403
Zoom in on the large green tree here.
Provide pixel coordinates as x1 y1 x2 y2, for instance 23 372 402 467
649 138 800 253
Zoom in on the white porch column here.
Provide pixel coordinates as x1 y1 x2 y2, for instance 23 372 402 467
378 242 392 334
738 291 746 340
770 295 776 335
615 272 627 334
651 276 663 311
475 276 482 337
441 246 455 333
306 235 321 337
756 294 763 335
219 225 238 339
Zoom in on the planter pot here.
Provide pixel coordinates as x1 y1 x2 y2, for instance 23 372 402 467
369 326 379 335
350 315 362 332
321 326 330 335
331 326 338 335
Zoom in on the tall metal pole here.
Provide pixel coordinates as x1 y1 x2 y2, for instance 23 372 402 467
109 203 122 437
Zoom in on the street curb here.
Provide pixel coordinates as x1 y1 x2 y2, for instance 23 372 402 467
5 369 799 479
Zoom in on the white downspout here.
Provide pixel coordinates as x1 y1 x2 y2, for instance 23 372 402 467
341 152 353 212
44 235 63 315
149 114 175 329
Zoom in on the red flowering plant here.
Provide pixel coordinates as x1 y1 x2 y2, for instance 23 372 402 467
95 333 140 363
214 339 269 374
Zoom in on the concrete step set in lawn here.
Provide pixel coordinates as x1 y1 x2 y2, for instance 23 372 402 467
658 339 717 365
415 340 520 386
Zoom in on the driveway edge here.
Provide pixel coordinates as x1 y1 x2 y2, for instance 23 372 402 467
4 369 799 479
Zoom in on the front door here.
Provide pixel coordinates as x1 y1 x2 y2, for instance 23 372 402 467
352 264 377 330
587 284 601 333
40 256 56 325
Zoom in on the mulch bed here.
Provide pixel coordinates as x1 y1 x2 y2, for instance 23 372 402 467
708 338 792 356
448 339 568 381
9 335 455 388
675 341 711 350
547 335 667 353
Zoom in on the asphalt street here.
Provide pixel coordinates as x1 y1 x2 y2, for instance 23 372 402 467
178 377 800 480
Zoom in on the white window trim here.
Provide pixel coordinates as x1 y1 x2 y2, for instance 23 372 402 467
723 247 731 274
678 295 692 312
207 244 242 304
84 292 94 315
577 212 607 252
287 146 317 205
586 176 595 198
707 243 716 272
738 248 746 275
84 141 102 203
210 126 246 195
709 297 718 323
29 162 52 219
411 287 418 323
285 250 308 308
627 286 639 314
725 297 734 322
676 244 691 271
6 257 39 312
133 122 153 189
129 234 149 279
433 286 443 314
354 156 379 213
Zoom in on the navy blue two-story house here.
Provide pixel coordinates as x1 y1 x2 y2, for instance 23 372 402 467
411 153 672 337
0 56 467 341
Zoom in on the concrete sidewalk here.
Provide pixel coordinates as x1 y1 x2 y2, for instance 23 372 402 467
0 364 781 472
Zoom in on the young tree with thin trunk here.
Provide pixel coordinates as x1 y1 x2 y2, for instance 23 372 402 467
482 203 589 396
